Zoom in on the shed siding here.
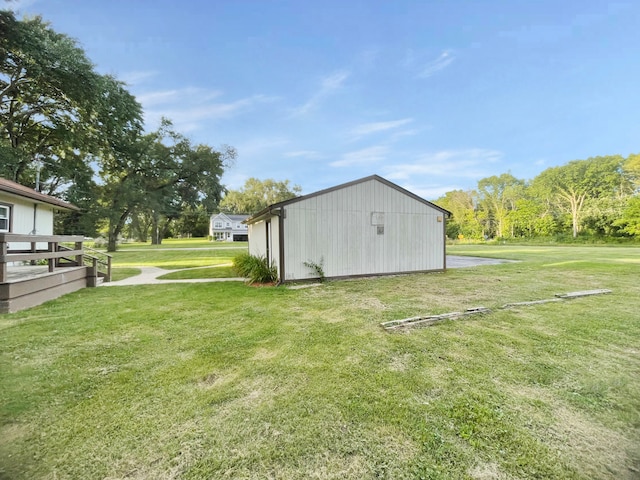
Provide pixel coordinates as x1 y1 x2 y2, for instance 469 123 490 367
247 216 281 275
282 178 444 281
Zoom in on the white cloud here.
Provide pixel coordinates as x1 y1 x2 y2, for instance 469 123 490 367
120 70 158 86
136 87 223 107
235 137 289 158
350 118 413 138
330 145 389 167
138 88 276 131
385 149 503 179
284 150 322 159
401 184 461 201
290 70 350 117
419 50 455 78
5 0 39 12
390 128 420 141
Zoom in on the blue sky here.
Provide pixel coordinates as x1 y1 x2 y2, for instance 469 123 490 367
9 0 640 200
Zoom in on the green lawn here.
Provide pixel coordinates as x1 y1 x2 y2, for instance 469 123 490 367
106 239 247 278
1 245 639 479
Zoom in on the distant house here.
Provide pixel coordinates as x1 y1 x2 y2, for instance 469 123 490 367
245 174 451 283
0 177 78 237
209 213 249 241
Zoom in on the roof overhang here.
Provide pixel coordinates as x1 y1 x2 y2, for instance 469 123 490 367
244 207 284 225
0 177 80 211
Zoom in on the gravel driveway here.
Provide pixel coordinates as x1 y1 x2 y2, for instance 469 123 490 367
447 255 514 268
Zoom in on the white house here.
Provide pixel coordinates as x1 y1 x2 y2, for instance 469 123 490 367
0 177 78 237
209 213 249 241
245 175 451 283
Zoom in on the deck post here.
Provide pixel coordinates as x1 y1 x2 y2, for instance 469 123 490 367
0 240 6 283
75 241 83 266
48 242 56 272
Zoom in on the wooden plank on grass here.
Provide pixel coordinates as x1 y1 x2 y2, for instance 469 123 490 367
555 289 612 299
382 307 490 331
502 298 564 308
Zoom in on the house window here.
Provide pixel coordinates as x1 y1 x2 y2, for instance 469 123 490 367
213 221 223 229
226 222 231 227
0 205 9 232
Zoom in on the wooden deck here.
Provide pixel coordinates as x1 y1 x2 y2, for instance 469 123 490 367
1 234 111 314
0 265 89 314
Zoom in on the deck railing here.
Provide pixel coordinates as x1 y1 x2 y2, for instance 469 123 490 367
0 233 111 283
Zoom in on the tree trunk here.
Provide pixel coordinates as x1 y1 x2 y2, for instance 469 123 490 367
107 233 118 253
151 211 162 245
107 210 130 252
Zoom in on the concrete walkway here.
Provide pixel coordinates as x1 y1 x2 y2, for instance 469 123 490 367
102 266 244 286
102 255 511 287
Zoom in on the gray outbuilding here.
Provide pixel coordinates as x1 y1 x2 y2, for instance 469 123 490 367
245 175 451 283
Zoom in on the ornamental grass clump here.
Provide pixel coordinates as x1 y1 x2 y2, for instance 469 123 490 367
233 252 278 284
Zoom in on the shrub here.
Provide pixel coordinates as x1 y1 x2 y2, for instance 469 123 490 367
233 253 278 284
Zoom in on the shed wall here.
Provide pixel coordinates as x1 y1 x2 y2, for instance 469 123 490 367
282 179 444 281
248 216 281 276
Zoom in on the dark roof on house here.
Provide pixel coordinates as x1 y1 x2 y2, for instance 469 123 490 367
226 214 251 222
211 213 250 221
246 174 451 224
0 177 79 211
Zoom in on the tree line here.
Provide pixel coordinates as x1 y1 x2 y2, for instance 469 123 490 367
1 11 235 251
435 154 640 241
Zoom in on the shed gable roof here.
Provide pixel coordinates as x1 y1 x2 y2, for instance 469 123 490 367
0 177 79 211
246 174 451 224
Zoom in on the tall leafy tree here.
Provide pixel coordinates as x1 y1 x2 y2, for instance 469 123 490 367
435 189 483 239
220 177 301 214
99 120 234 251
532 156 629 238
614 197 640 237
625 153 640 192
477 173 525 238
0 11 102 189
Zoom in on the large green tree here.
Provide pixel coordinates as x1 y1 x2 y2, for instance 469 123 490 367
625 153 640 191
0 11 103 190
532 156 630 238
434 189 483 239
476 173 525 238
99 121 234 251
614 197 640 237
220 177 301 214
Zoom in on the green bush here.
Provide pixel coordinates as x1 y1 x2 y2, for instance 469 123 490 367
233 253 278 284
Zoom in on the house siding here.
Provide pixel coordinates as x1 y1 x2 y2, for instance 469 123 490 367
0 193 56 251
282 178 445 281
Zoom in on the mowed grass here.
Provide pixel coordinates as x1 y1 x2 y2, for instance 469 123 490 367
156 265 237 280
1 245 639 479
106 239 247 280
